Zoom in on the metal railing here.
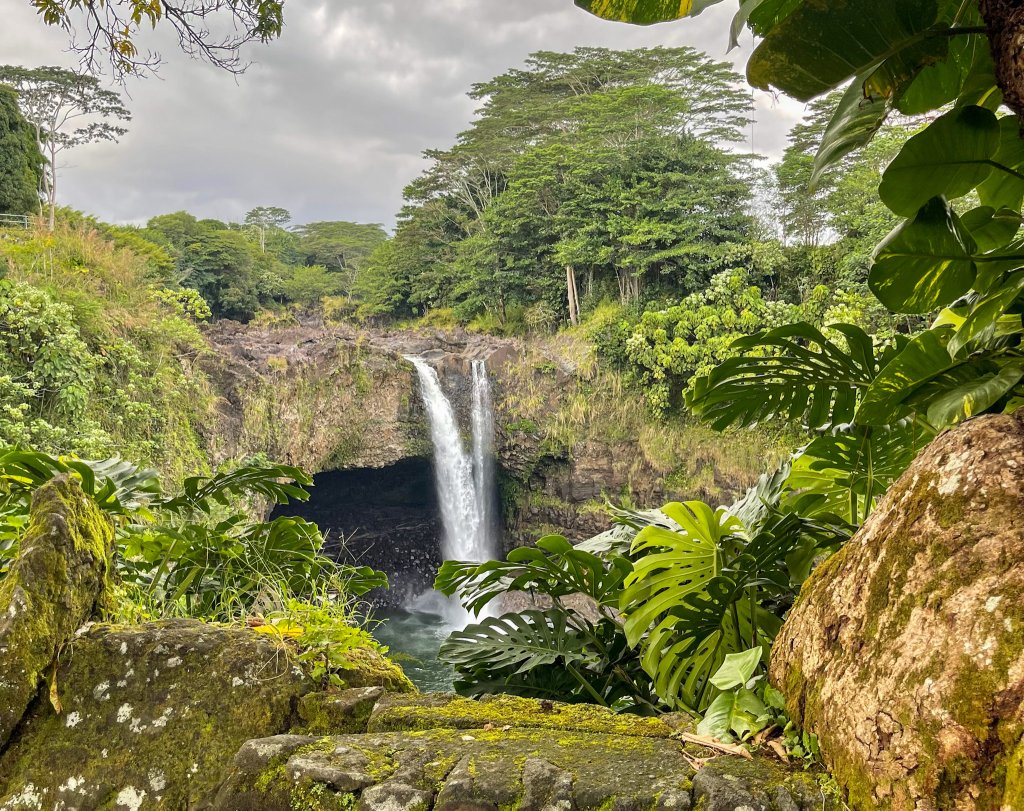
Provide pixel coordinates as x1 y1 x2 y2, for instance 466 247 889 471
0 214 30 229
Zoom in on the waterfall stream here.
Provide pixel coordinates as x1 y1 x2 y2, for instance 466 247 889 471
406 356 497 624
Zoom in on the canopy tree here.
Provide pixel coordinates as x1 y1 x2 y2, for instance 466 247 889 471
296 221 388 298
0 85 43 217
0 66 129 229
26 0 284 79
365 47 754 327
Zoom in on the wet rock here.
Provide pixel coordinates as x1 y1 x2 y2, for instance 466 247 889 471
0 619 311 810
0 475 113 749
771 412 1024 810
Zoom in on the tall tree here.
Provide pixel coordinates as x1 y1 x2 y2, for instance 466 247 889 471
0 66 129 230
243 206 291 254
26 0 284 79
0 85 43 217
296 221 388 298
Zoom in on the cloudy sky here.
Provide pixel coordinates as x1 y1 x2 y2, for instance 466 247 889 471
0 1 806 229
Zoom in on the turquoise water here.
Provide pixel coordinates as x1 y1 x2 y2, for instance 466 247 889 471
372 606 458 692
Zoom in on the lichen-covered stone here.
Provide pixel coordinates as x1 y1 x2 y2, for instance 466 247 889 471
298 686 385 735
367 692 674 738
337 647 416 693
0 475 113 749
770 412 1024 810
216 694 839 811
0 619 312 810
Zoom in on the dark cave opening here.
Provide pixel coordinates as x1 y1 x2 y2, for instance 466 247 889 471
271 457 443 606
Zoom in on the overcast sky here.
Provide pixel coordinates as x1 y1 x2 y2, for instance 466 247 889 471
0 1 806 229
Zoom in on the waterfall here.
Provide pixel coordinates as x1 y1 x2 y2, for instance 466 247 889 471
471 360 496 554
406 356 497 623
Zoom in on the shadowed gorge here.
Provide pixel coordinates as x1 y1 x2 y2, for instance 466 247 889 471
271 459 442 607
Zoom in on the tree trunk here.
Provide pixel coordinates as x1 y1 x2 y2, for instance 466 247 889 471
47 150 56 232
980 0 1024 123
566 265 580 326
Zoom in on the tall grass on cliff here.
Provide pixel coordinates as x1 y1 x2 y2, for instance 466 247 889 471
0 215 212 483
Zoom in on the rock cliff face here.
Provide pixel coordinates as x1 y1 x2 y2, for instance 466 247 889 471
202 323 779 551
770 412 1024 810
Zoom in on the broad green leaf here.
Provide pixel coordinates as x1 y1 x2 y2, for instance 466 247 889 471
697 687 767 741
869 197 977 314
709 646 763 691
686 323 885 430
926 359 1024 427
573 0 724 24
788 422 934 523
857 330 955 424
729 0 801 49
960 206 1022 253
948 271 1024 357
811 75 893 189
879 106 999 217
439 610 589 675
978 116 1024 212
747 0 941 101
897 34 990 115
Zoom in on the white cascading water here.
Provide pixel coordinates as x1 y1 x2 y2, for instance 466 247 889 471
406 356 497 624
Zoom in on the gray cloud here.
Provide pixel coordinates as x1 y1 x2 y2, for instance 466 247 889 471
0 0 806 228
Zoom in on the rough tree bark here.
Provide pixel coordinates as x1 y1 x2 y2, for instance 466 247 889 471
980 0 1024 122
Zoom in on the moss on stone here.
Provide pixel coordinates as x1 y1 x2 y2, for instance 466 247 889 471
0 475 114 750
336 646 416 693
367 693 673 738
0 620 312 810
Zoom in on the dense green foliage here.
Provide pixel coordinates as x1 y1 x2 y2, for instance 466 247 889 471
357 48 757 326
0 223 211 481
0 85 42 216
0 449 385 620
436 0 1024 744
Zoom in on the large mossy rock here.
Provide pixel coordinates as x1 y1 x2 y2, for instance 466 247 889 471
0 619 312 810
770 412 1024 810
0 475 113 749
215 692 839 811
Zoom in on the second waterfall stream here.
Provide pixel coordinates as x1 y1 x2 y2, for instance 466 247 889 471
406 356 497 624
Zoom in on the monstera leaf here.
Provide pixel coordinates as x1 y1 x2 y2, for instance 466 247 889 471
787 422 933 523
435 534 633 615
880 106 1000 217
573 0 724 24
439 610 591 676
0 449 160 517
157 462 311 514
686 323 894 430
869 197 978 314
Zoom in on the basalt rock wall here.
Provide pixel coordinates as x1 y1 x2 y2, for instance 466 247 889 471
202 323 778 549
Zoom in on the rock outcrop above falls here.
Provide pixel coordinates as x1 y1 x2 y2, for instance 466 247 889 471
202 323 777 547
770 412 1024 810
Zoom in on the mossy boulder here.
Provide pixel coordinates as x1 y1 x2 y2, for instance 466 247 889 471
0 475 113 750
337 646 416 693
770 412 1024 810
0 619 312 810
215 693 838 811
367 692 675 738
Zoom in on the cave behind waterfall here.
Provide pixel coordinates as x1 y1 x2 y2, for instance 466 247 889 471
271 457 443 606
